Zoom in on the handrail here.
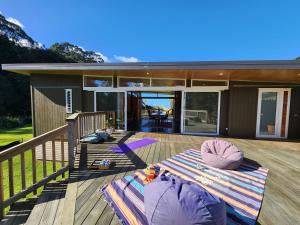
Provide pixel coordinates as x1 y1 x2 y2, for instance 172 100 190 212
0 125 68 162
0 111 117 219
0 124 69 219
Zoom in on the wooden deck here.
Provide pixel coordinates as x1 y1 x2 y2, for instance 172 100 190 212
2 132 300 225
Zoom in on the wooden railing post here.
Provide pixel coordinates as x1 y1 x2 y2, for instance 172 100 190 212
66 113 79 171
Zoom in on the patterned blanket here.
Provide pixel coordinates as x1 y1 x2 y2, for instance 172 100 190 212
102 149 268 225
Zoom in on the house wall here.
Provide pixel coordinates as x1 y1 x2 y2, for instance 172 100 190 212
228 81 300 139
82 91 94 112
288 87 300 138
30 74 82 136
219 90 229 136
29 74 300 139
228 84 258 138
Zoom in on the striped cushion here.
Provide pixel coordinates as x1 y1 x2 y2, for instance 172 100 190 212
102 149 268 225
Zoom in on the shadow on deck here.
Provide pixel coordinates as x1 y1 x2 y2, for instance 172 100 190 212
2 132 300 225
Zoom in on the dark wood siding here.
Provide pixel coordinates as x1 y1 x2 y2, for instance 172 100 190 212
219 90 229 136
82 91 94 112
31 74 82 136
228 85 258 138
288 87 300 138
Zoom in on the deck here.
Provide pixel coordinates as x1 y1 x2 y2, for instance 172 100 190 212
1 132 300 225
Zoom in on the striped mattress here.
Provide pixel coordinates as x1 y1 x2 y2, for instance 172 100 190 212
102 149 269 225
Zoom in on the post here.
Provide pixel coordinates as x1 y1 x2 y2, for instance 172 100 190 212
66 113 79 171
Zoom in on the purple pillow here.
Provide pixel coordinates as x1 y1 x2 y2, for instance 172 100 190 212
201 139 243 170
144 175 227 225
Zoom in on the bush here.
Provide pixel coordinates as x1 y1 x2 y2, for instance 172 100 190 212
0 116 31 129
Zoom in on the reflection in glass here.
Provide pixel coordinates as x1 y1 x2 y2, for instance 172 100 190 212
184 92 218 134
84 76 112 87
96 92 125 130
151 79 185 87
119 78 150 87
259 92 277 135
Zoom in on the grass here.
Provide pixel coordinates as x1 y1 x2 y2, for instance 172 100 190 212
0 125 67 214
0 124 33 146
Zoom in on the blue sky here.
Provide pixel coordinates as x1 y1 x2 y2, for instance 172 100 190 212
1 0 300 62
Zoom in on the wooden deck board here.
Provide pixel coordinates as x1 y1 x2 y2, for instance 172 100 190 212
3 132 300 225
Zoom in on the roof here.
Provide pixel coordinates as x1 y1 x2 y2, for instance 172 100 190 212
2 60 300 83
2 60 300 72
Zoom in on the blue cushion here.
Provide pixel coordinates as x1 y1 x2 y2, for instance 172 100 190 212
80 133 103 143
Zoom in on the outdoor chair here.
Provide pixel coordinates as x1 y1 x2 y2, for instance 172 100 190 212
201 139 244 170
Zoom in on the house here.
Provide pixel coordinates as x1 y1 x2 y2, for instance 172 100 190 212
2 60 300 139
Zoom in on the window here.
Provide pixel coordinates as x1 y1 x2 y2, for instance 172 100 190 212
84 76 113 87
151 79 185 87
65 89 72 113
192 80 227 87
96 92 125 130
119 77 150 87
183 92 219 134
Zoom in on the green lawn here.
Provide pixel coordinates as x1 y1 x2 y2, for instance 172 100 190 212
0 125 66 214
0 124 33 146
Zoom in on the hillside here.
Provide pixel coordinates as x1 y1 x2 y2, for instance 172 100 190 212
0 13 104 118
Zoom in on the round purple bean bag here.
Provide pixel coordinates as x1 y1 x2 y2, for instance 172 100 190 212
144 175 227 225
201 139 243 170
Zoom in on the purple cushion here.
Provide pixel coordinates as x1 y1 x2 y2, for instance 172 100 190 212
144 175 227 225
201 139 243 170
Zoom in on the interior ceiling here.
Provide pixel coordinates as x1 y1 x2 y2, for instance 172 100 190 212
28 69 300 83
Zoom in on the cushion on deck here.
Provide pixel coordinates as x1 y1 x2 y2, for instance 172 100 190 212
80 133 103 144
201 139 243 169
144 175 227 225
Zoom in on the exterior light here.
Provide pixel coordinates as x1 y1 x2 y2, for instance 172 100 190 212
219 73 224 76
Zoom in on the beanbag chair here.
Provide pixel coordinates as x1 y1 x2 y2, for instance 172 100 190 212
144 175 227 225
201 139 243 170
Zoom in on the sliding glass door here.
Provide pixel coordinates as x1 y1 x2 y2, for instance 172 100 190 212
95 92 125 130
182 92 220 134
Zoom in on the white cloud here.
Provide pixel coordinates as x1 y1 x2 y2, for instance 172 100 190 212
113 55 139 62
78 46 86 51
6 17 25 29
96 52 110 62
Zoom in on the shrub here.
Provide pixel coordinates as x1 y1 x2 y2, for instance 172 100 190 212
0 116 31 129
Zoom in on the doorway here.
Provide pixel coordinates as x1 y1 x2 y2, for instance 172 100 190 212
256 89 291 138
127 91 181 133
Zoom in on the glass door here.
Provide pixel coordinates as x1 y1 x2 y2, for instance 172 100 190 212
182 92 220 134
95 92 126 130
256 89 290 138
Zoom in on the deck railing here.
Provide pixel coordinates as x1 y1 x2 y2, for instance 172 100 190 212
0 111 115 219
66 111 115 169
75 111 115 138
0 124 69 219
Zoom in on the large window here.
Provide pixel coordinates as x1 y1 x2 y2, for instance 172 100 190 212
183 92 219 134
96 92 125 130
84 76 113 87
119 77 150 87
151 79 185 87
